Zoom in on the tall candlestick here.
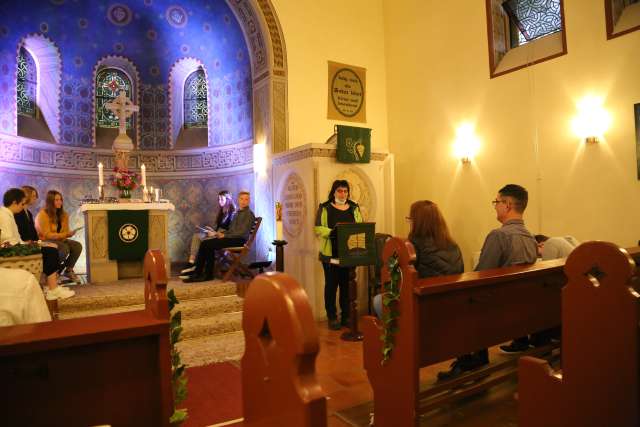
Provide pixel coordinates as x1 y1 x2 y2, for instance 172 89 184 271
141 164 147 187
98 162 104 186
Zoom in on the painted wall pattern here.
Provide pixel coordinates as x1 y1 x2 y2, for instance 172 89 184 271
0 168 254 271
0 0 252 148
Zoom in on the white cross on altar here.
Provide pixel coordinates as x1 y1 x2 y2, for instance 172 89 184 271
105 90 139 135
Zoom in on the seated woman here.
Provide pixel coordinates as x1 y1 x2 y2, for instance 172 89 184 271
373 200 463 317
181 190 236 275
35 190 83 284
181 191 256 282
1 187 74 300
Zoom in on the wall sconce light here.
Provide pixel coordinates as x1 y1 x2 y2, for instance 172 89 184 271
571 95 611 144
453 123 480 164
253 142 267 177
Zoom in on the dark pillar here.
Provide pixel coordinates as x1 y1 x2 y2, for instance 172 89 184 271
341 267 363 341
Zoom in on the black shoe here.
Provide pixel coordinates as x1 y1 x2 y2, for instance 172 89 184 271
183 274 212 283
340 317 350 327
437 359 488 382
328 319 341 330
499 341 531 354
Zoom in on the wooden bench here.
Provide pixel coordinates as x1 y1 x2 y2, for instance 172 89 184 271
222 216 262 281
0 249 173 427
225 272 327 427
518 241 640 427
361 237 640 427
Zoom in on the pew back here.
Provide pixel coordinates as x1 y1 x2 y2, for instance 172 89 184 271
0 249 173 427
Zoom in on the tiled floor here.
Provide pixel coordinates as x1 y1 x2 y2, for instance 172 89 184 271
315 322 520 427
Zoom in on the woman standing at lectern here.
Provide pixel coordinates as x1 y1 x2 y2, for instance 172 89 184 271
314 180 363 330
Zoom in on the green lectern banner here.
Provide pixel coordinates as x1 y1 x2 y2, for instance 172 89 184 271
108 210 149 261
336 125 371 163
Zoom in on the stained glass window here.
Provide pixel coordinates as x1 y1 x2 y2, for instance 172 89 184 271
503 0 562 47
96 68 133 128
184 69 208 128
17 47 37 117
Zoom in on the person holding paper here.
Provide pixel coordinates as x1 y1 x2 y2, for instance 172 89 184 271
1 188 74 300
35 190 83 284
181 190 236 275
314 180 363 330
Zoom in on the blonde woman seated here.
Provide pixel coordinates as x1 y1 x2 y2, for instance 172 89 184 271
373 200 463 317
36 190 83 284
181 190 236 275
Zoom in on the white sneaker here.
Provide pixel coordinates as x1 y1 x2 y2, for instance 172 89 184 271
46 286 75 300
180 265 196 274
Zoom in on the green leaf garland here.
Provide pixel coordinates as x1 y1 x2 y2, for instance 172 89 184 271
380 251 401 364
168 288 189 425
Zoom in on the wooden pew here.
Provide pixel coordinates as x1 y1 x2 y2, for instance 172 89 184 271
518 241 640 427
0 249 173 427
241 272 327 427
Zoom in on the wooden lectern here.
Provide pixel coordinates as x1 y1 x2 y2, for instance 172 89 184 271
331 222 376 341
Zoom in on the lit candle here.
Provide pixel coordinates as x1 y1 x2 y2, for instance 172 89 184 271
276 221 284 241
98 162 104 186
141 164 147 187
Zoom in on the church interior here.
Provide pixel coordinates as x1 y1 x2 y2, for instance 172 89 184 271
1 1 639 426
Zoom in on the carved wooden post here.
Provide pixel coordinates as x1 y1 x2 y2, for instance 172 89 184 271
242 272 327 427
361 238 420 427
519 241 639 427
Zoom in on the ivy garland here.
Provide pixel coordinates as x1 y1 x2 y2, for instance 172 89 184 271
168 289 189 425
0 243 42 258
380 251 401 364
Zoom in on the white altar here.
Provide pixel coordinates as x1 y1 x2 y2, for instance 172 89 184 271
81 202 175 283
273 143 395 319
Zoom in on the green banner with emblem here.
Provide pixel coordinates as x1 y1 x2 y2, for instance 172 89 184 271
108 210 149 261
336 125 371 163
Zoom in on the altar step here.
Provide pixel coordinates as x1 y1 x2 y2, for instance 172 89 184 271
56 278 246 366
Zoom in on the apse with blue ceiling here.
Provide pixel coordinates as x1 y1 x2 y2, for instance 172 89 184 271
0 0 253 149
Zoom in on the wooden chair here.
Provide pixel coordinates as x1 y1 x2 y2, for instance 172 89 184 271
221 217 262 281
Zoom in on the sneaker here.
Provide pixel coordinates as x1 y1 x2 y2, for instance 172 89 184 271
63 269 81 284
437 358 488 382
328 319 341 331
179 272 195 280
46 286 75 300
180 265 196 274
499 341 531 354
183 274 213 283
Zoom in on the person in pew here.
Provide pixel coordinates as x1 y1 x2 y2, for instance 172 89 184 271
535 234 579 260
1 188 74 300
181 191 256 282
35 190 83 284
314 179 363 330
373 200 464 317
438 184 537 381
0 267 52 326
181 190 236 275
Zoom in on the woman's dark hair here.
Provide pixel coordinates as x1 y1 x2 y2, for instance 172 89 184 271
326 180 350 203
215 190 236 227
44 190 67 224
407 200 456 250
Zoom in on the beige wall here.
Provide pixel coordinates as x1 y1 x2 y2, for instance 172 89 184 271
271 0 389 151
383 0 640 269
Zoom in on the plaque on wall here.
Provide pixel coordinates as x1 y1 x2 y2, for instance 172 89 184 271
327 61 366 123
279 172 306 238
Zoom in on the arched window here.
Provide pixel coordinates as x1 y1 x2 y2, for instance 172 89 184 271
17 47 37 118
96 68 132 128
184 69 208 128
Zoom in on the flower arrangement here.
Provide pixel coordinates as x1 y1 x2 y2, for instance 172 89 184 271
111 167 139 198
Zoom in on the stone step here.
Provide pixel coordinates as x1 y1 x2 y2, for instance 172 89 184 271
181 311 243 340
58 280 237 313
177 331 246 367
59 294 244 321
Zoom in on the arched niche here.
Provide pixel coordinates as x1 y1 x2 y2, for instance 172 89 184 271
17 33 62 143
168 57 211 149
92 55 141 149
224 0 288 260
